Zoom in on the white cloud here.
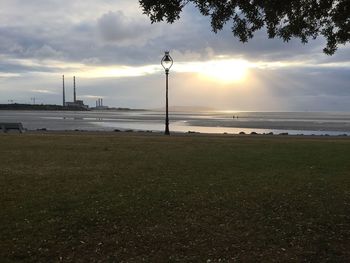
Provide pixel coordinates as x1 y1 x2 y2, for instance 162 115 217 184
28 45 64 59
31 89 57 94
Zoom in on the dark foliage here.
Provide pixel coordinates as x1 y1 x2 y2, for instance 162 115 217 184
139 0 350 54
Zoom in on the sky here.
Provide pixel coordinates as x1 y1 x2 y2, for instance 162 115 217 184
0 0 349 111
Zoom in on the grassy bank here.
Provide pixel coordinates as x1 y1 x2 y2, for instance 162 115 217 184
1 133 350 262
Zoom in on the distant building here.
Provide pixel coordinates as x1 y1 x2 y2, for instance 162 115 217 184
93 98 108 110
65 100 89 109
63 76 89 109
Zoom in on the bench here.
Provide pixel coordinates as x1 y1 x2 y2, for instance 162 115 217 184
0 123 25 133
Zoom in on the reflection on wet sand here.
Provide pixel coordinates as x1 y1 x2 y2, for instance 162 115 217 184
1 110 350 136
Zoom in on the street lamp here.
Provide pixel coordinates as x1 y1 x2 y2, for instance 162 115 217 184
161 51 173 135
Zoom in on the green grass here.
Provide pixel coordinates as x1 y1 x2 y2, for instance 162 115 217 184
1 133 350 262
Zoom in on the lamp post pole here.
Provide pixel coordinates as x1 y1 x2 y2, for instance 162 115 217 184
161 51 173 136
165 68 170 135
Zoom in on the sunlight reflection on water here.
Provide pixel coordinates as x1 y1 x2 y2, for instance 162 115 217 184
1 110 350 136
91 121 350 136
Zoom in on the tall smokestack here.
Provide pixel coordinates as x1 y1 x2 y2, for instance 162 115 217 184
101 98 103 107
62 75 65 106
73 76 76 103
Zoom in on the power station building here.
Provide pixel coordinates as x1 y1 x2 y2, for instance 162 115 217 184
94 98 108 110
62 75 88 109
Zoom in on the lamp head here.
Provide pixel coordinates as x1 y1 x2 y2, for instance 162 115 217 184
161 51 173 71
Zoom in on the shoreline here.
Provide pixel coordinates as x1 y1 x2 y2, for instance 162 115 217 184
4 129 348 139
1 110 350 137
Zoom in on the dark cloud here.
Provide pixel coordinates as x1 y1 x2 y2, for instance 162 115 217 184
97 11 160 45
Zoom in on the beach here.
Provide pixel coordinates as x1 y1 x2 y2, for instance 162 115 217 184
1 110 350 136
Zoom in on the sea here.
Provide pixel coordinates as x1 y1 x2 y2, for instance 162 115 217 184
1 110 350 136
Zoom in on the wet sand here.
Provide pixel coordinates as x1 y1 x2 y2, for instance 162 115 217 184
1 110 350 136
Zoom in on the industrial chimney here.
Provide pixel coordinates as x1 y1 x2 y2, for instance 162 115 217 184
62 75 65 106
73 76 76 103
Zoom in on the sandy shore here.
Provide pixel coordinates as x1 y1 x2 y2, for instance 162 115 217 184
1 110 350 136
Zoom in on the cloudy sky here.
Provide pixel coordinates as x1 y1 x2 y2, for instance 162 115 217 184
1 0 349 111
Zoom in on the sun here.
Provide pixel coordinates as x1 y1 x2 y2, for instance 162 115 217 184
199 59 249 83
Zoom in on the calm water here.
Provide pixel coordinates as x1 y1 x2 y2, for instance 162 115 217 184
1 110 350 136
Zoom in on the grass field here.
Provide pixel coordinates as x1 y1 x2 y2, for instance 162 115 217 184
1 132 350 262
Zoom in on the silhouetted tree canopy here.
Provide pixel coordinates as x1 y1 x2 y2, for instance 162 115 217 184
139 0 349 55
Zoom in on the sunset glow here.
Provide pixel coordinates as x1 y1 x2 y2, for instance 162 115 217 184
174 59 250 84
198 59 249 83
67 58 252 82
